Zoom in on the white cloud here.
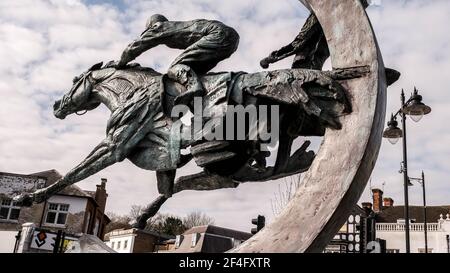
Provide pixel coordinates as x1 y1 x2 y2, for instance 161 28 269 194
361 0 450 208
0 0 449 232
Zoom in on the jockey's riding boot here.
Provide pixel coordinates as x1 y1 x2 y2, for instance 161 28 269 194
168 64 205 108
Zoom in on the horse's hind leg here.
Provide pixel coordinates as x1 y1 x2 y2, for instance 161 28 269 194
157 170 176 198
133 172 239 229
133 195 168 229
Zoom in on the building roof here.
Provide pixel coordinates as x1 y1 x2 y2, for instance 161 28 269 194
84 190 97 198
376 205 450 223
352 204 371 217
29 170 92 198
168 225 252 253
0 169 103 204
0 171 46 197
183 225 252 241
30 169 62 185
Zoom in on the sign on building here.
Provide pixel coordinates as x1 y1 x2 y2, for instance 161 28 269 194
30 230 77 251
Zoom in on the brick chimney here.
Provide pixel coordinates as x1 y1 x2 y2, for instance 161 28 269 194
372 188 383 212
383 197 394 208
95 178 108 213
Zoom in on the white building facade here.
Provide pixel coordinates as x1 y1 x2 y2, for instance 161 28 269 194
105 228 173 253
377 214 450 253
105 230 135 253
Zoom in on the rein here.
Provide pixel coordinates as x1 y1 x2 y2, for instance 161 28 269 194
65 71 95 116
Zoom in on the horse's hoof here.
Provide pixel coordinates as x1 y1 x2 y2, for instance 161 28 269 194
131 219 147 230
131 223 143 229
29 189 51 204
13 193 34 207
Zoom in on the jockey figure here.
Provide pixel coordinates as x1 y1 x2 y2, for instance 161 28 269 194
117 14 240 106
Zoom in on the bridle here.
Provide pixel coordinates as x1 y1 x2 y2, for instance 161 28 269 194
64 71 96 116
56 61 103 117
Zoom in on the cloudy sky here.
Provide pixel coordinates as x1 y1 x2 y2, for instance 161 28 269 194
1 0 449 232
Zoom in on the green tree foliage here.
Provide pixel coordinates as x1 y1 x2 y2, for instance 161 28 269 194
153 216 186 236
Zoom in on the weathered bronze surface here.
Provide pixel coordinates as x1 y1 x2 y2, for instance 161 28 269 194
14 0 395 252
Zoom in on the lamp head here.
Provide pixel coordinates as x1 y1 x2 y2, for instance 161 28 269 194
383 114 403 144
403 87 432 122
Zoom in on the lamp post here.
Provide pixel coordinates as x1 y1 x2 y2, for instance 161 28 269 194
382 87 432 253
410 171 428 253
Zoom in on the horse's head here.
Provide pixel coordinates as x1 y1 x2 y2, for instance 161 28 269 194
53 62 104 119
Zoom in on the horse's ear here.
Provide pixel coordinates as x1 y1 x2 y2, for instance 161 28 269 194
88 62 104 71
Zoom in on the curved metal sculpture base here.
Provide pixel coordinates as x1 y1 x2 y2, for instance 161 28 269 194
233 0 387 252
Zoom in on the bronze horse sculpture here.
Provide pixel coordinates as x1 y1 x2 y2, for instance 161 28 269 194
12 0 402 252
15 59 368 228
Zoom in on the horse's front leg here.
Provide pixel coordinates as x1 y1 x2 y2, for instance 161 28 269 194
15 139 124 206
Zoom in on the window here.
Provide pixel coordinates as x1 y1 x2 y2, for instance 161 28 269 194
45 203 69 225
191 233 199 248
175 235 184 249
0 199 21 221
111 242 115 249
124 240 128 249
117 241 121 249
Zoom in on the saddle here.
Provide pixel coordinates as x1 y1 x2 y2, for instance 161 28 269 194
161 72 261 175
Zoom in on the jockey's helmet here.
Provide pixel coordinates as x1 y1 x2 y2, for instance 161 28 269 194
146 14 168 29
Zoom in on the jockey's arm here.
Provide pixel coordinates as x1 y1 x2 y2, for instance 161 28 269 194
260 0 370 69
260 14 319 68
118 29 163 67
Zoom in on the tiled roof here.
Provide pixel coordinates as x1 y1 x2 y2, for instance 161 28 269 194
376 205 450 223
30 169 62 185
0 172 46 197
0 169 94 199
184 225 252 241
29 169 92 198
84 191 97 198
169 225 252 253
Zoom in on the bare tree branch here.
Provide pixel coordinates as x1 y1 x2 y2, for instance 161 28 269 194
183 211 215 229
270 174 302 216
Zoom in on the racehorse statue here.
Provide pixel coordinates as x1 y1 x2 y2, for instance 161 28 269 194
15 60 368 228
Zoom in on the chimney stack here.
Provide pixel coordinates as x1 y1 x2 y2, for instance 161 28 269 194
95 178 108 213
100 178 107 189
383 197 394 208
372 188 383 212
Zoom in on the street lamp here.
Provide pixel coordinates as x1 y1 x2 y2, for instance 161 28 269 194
402 87 432 122
409 171 428 254
382 114 402 145
382 87 432 253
